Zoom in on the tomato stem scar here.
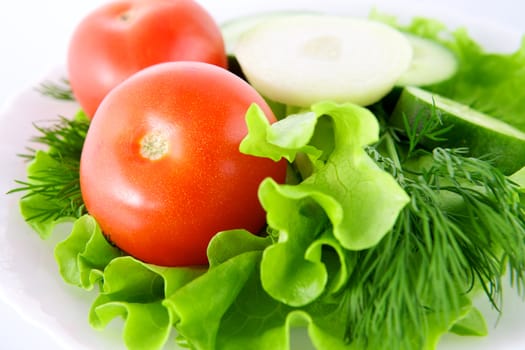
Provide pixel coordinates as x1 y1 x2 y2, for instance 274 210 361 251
140 131 169 160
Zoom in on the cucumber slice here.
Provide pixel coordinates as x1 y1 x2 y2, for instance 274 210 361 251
221 11 317 55
390 86 525 174
396 34 458 86
234 15 413 107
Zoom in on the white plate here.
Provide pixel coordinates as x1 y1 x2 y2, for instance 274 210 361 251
1 1 525 349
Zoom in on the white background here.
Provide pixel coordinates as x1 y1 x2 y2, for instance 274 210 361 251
0 0 524 349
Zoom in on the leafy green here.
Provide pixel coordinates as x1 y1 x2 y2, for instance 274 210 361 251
242 101 410 307
54 215 122 289
167 230 351 350
54 214 205 350
9 111 89 237
242 101 410 248
90 257 203 350
449 306 488 337
168 251 264 350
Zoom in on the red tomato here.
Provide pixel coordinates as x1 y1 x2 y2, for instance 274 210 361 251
80 62 287 266
67 0 227 118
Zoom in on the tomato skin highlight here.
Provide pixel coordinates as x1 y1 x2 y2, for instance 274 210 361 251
80 62 287 267
67 0 227 118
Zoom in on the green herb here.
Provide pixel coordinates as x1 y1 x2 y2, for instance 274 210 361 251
336 100 525 350
10 154 84 222
21 114 89 160
400 98 453 156
36 78 76 101
356 145 525 350
9 111 89 237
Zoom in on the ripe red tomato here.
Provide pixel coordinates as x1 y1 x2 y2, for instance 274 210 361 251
67 0 227 118
80 62 287 267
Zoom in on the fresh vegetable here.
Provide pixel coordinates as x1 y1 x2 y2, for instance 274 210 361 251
396 34 458 86
372 11 525 132
234 14 413 107
10 7 525 350
241 101 410 306
390 86 525 174
80 61 287 266
221 10 318 79
8 111 89 238
221 10 317 55
67 0 227 118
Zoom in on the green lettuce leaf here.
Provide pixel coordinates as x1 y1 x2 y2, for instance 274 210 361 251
54 215 205 350
166 230 351 350
420 296 484 350
167 251 263 350
207 229 272 267
242 101 410 250
241 101 409 306
89 256 204 350
54 215 122 289
449 306 488 337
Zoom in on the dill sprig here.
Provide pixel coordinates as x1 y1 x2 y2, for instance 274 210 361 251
36 78 75 101
401 98 453 156
352 146 525 350
23 115 89 160
9 114 90 224
10 157 85 222
338 102 525 350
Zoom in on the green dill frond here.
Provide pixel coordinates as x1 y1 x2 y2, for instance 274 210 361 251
432 148 525 296
401 98 453 156
36 78 75 101
22 114 89 161
342 144 525 350
9 114 90 225
10 158 85 222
